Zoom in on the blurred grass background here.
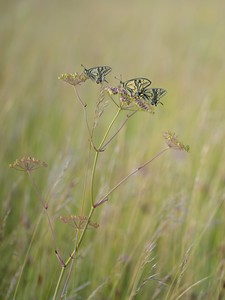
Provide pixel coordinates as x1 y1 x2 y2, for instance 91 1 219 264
1 0 225 299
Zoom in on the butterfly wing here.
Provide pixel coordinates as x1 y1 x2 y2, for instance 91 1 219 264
122 78 152 98
147 88 167 106
95 66 112 83
82 65 112 84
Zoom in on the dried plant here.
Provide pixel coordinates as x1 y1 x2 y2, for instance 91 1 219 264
10 64 189 300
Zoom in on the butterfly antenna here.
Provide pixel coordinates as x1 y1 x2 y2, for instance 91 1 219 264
81 64 87 71
114 75 123 85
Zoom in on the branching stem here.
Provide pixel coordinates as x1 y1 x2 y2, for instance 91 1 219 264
94 147 170 206
90 107 122 206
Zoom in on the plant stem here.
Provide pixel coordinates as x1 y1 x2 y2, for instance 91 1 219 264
60 232 79 299
100 111 137 151
74 87 96 149
53 107 123 298
27 171 58 251
52 206 95 300
90 107 122 206
94 147 170 206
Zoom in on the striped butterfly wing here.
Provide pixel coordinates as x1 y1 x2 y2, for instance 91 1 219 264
82 65 112 84
122 78 152 100
146 88 167 106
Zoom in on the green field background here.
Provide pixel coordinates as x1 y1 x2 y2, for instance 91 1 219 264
1 1 225 299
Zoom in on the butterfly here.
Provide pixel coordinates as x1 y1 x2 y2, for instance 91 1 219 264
81 65 112 84
120 77 152 101
146 88 167 106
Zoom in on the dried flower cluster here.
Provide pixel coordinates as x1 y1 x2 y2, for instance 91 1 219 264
163 131 190 152
105 86 155 113
60 215 99 230
9 157 48 172
58 72 89 86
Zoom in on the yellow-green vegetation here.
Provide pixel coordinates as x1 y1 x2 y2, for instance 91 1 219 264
1 1 225 299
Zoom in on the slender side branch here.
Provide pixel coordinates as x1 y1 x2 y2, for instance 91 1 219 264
94 147 170 206
100 111 137 151
60 232 79 299
90 107 122 206
55 250 66 268
73 86 98 150
27 172 58 252
52 206 95 300
73 86 87 107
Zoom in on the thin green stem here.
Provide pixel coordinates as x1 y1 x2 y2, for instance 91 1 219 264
60 232 79 299
52 266 65 300
68 206 95 264
52 206 95 300
90 107 122 206
100 111 137 151
53 103 136 298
